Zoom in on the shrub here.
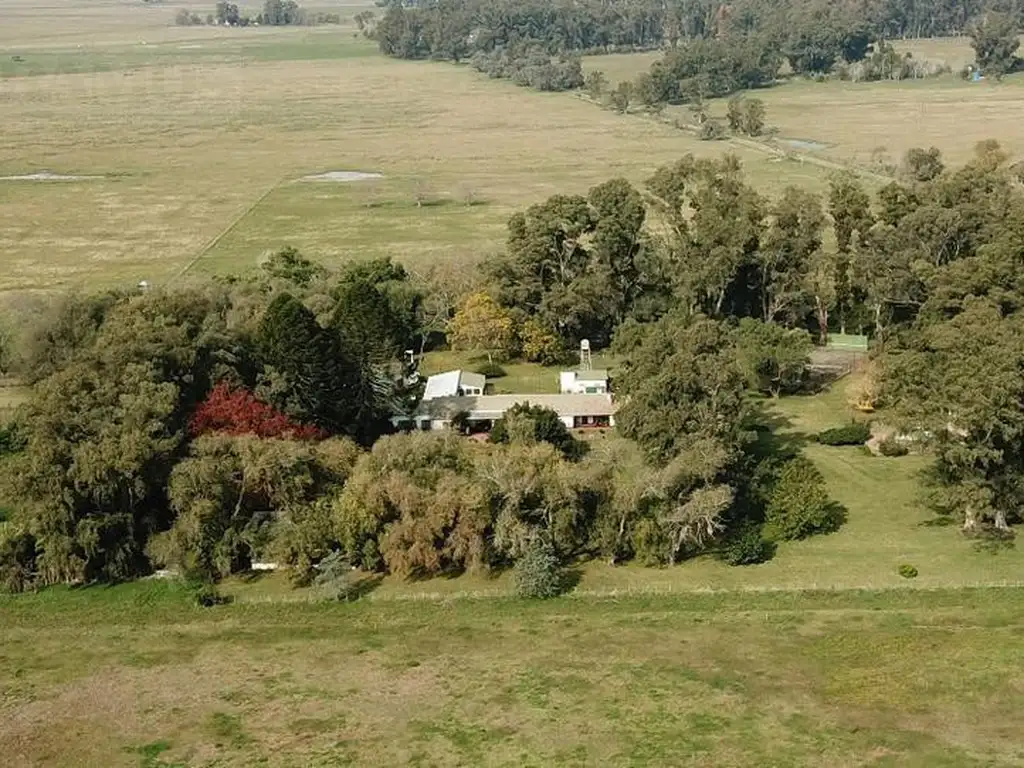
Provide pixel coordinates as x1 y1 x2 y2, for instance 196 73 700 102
313 550 360 600
631 518 670 566
0 423 25 456
765 457 845 540
878 437 909 457
490 402 587 460
720 522 776 566
513 539 562 598
474 361 506 379
814 422 871 446
187 580 232 607
699 119 726 141
0 526 37 593
897 563 918 579
190 382 325 440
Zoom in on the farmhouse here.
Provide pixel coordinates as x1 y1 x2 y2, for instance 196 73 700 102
421 369 486 400
559 369 609 394
411 393 617 432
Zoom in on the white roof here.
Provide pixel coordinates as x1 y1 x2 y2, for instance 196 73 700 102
564 369 609 382
422 369 487 400
417 393 617 420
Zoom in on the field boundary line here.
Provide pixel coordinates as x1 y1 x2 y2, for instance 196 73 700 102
171 176 287 283
221 580 1024 605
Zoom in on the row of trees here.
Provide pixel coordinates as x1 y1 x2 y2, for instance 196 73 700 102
183 0 340 28
371 0 1023 62
373 0 1020 101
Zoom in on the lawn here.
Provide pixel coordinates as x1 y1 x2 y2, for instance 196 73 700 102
417 351 619 395
1 581 1023 767
1 0 837 294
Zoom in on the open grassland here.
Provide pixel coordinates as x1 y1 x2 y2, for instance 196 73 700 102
2 582 1023 767
722 76 1024 169
583 39 1024 171
0 1 835 294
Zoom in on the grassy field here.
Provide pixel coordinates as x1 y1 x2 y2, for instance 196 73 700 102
1 581 1023 767
418 351 619 395
582 40 1024 172
0 0 838 294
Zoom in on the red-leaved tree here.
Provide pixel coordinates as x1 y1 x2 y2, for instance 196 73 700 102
189 382 326 440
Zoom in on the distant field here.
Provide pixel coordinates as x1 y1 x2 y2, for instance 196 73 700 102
583 41 1024 172
2 582 1023 766
0 0 834 293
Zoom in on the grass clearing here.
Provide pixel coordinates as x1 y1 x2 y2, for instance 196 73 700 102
1 581 1022 766
418 351 619 395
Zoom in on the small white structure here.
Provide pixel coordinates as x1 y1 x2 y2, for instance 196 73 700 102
579 339 593 370
559 369 609 395
422 369 486 400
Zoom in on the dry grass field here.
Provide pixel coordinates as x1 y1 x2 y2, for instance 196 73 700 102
2 582 1024 767
583 37 1024 174
1 0 832 294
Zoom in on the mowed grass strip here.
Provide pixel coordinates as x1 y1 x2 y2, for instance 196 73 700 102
1 581 1022 767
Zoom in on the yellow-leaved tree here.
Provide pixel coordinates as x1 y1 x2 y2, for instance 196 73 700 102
447 292 516 363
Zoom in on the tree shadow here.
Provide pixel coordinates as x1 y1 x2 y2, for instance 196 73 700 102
558 565 583 595
823 502 849 535
237 569 272 584
746 400 811 459
972 534 1016 555
346 573 384 600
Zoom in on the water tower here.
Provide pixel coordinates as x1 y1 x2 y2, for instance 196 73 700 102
579 339 592 371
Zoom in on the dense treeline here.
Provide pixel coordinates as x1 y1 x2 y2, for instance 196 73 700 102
373 0 1024 60
176 0 341 27
2 143 1023 593
371 0 1022 94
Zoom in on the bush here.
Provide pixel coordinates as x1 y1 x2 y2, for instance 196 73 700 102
878 437 909 457
513 539 562 598
188 580 232 607
699 119 727 141
720 522 776 566
0 423 25 456
0 526 37 593
897 563 918 579
814 422 871 446
313 550 360 601
474 361 506 379
490 402 587 460
765 457 845 540
631 518 670 566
